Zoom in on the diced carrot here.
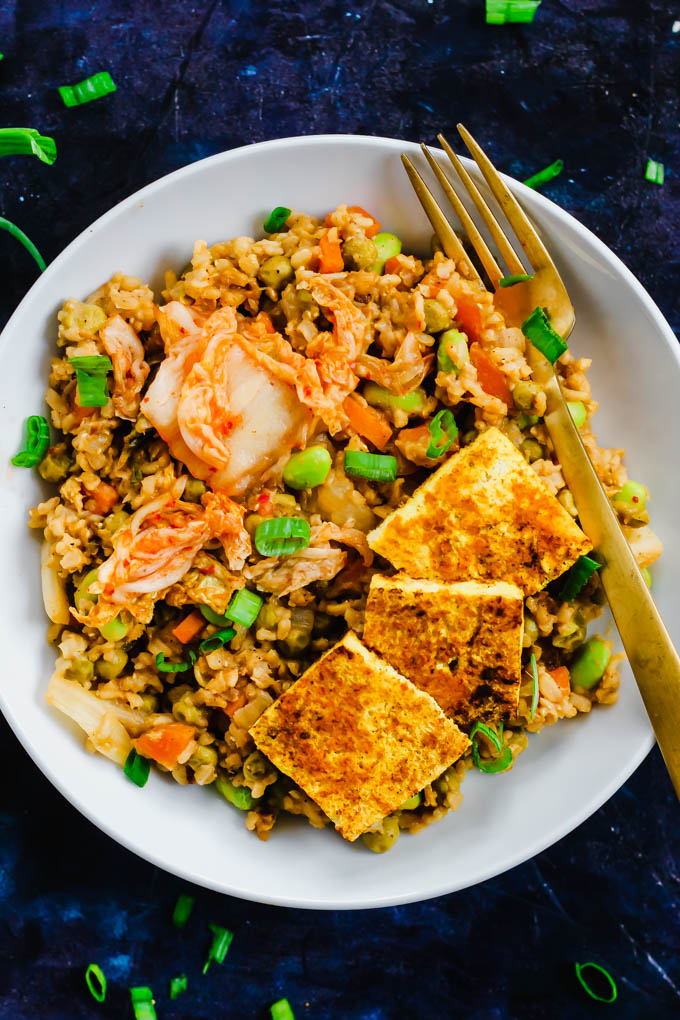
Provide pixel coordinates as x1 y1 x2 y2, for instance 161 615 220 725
347 205 381 238
224 691 247 719
319 232 344 274
383 256 401 274
469 344 513 406
135 722 196 769
91 482 119 516
343 395 392 450
172 610 205 644
453 289 484 342
550 666 570 693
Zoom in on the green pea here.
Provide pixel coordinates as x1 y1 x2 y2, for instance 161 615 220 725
282 446 332 489
278 609 315 657
39 449 73 484
361 816 400 853
64 657 94 684
519 438 544 463
517 411 540 429
104 508 130 534
215 776 260 810
74 568 99 613
553 620 587 651
243 750 270 783
245 513 265 538
99 615 130 642
567 400 587 429
523 615 539 646
342 236 379 271
172 691 207 727
512 380 541 412
437 329 469 374
188 745 218 771
94 648 128 680
423 299 452 334
613 480 647 513
400 792 422 810
371 232 402 273
258 255 294 290
256 601 280 631
362 382 426 414
183 478 207 502
569 637 611 689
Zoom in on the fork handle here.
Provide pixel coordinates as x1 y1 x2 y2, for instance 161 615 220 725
542 369 680 798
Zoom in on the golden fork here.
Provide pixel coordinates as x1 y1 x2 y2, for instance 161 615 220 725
402 126 680 799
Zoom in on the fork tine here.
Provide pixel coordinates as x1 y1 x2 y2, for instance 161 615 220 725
456 123 555 272
437 134 526 278
420 143 502 286
400 154 481 284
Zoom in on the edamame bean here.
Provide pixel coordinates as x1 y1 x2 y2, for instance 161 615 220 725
437 329 469 374
423 298 452 334
520 438 543 463
400 793 422 810
183 478 207 502
362 382 426 414
613 480 647 512
258 255 294 290
371 232 402 272
245 513 265 538
39 449 73 483
188 745 218 771
243 750 269 783
282 446 332 489
215 776 260 810
95 648 128 680
104 508 130 534
569 637 611 689
553 620 587 651
278 608 315 656
74 568 99 613
567 400 587 429
342 236 379 270
361 816 400 853
99 615 130 642
65 657 94 684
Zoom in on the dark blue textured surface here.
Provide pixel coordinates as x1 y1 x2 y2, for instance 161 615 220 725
0 2 679 1017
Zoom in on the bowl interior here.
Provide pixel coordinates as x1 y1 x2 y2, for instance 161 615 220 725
0 135 676 909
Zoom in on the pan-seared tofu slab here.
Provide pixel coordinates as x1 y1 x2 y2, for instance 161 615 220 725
368 426 591 595
364 575 524 725
249 631 470 841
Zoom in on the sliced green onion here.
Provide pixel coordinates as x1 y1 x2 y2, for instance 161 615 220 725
200 604 230 626
59 71 117 107
172 893 195 928
271 999 296 1020
363 382 426 414
559 554 601 601
523 159 563 189
202 923 234 974
469 720 513 773
400 793 422 810
426 409 458 459
567 400 587 429
170 973 188 1000
529 652 539 721
521 307 568 363
199 627 236 653
11 415 50 467
254 517 311 556
0 216 46 271
0 127 57 164
124 748 150 788
283 446 332 489
215 776 259 810
645 159 664 185
498 273 533 287
264 206 292 232
486 0 542 24
69 355 112 408
226 589 263 627
344 450 397 482
129 986 157 1020
156 652 194 673
574 962 617 1004
85 963 107 1003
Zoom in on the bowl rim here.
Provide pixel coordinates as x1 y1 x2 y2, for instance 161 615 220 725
2 132 673 910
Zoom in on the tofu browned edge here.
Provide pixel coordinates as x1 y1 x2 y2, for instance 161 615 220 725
363 575 524 725
249 631 470 842
367 426 592 595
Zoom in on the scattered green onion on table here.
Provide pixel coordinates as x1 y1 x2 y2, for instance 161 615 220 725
172 893 195 928
645 159 664 185
0 126 56 164
11 414 50 467
486 0 542 24
129 985 157 1020
574 961 618 1003
169 973 188 1000
202 923 234 974
271 999 296 1020
59 71 117 107
85 963 107 1003
0 217 46 271
523 159 563 189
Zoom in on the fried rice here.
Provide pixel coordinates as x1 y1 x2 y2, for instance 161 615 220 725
27 203 662 852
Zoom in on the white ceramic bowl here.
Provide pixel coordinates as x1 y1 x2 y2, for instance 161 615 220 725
1 135 677 910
